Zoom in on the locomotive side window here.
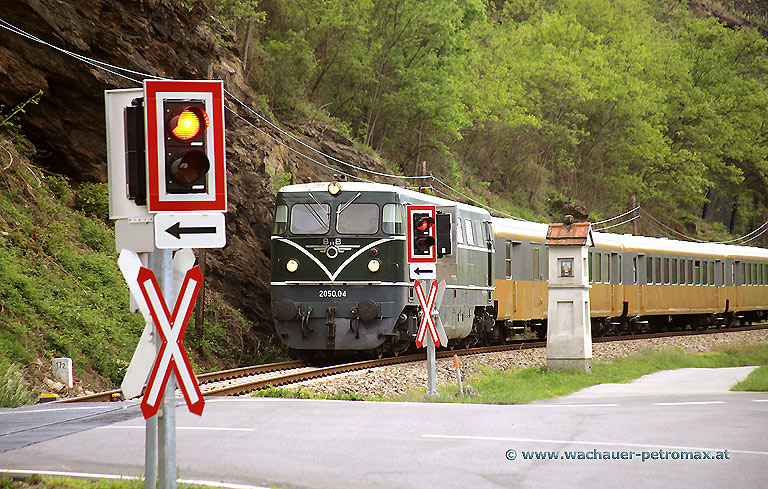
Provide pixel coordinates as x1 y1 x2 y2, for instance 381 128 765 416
290 203 330 234
465 219 474 245
455 218 463 243
274 205 288 234
338 203 379 234
382 203 404 234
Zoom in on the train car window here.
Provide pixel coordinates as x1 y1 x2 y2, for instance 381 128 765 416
455 218 463 243
653 257 661 284
273 205 288 234
741 262 747 285
763 264 767 285
663 258 670 284
588 251 593 282
382 204 404 234
601 254 609 283
694 261 701 285
337 203 379 234
290 203 330 234
709 262 715 285
688 260 694 284
679 260 685 285
617 255 622 284
594 253 602 283
646 257 653 285
633 257 638 284
465 219 474 245
533 247 541 281
671 259 678 284
702 261 708 285
505 241 512 279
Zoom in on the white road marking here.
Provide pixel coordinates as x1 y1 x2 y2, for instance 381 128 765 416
421 434 768 456
537 404 619 407
653 401 726 406
0 469 269 489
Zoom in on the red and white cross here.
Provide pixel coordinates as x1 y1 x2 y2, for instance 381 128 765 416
137 266 205 419
414 280 441 347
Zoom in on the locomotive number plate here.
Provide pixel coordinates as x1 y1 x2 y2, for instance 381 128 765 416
319 289 347 298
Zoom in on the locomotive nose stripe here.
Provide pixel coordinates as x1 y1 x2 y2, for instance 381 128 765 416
274 236 405 281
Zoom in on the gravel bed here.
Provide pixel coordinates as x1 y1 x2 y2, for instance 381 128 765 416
285 329 768 399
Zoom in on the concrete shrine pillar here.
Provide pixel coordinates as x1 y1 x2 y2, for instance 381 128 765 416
545 217 593 373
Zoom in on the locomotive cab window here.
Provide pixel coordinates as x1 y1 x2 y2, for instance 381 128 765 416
455 218 464 243
382 203 404 234
274 205 288 234
290 203 330 234
465 219 474 245
337 203 379 234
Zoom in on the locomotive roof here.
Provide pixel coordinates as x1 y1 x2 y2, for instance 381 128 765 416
278 181 492 216
491 217 768 261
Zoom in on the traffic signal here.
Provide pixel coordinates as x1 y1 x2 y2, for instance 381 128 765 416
164 101 210 194
407 205 437 263
413 214 435 254
143 79 226 213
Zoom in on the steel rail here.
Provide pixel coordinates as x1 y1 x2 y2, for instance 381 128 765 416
57 324 768 402
55 360 308 403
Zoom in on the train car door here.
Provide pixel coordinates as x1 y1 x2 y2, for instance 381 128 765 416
611 252 624 316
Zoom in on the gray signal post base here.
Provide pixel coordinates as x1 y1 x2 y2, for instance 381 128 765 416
425 330 439 398
148 248 177 489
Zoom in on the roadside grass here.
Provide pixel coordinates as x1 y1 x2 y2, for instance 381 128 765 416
250 344 768 404
731 365 768 391
0 475 231 489
392 344 768 404
250 385 364 401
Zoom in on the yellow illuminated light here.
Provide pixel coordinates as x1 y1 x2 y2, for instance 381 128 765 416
368 259 380 273
286 259 299 273
328 182 341 195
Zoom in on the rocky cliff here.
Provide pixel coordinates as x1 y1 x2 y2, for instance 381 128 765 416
0 0 394 342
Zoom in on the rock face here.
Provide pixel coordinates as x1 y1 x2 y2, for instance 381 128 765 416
0 0 394 340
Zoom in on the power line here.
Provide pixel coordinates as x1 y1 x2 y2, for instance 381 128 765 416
593 214 639 232
430 175 526 220
592 206 639 226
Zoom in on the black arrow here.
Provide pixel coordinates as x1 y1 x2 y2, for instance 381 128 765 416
165 222 217 239
413 267 435 275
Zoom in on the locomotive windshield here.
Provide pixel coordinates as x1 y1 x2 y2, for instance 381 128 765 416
290 202 330 234
337 203 378 234
273 193 406 236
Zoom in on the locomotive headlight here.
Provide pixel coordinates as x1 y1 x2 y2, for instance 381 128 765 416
367 259 381 273
328 182 341 195
286 259 299 273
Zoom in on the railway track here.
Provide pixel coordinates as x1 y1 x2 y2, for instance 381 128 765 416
59 324 768 402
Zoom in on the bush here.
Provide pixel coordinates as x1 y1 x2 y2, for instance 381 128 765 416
76 182 110 220
0 359 32 407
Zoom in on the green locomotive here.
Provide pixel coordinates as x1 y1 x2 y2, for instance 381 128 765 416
271 181 497 357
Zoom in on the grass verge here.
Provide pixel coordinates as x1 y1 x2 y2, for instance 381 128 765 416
0 475 228 489
250 343 768 404
392 344 768 404
731 365 768 391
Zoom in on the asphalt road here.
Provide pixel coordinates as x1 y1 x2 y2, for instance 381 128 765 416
0 367 766 489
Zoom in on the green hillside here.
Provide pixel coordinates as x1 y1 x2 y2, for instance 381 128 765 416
0 132 283 405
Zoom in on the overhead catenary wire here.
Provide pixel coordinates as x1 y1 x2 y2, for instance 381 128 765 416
591 206 640 226
593 214 639 232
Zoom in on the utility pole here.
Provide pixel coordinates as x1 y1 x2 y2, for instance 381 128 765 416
631 196 638 235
